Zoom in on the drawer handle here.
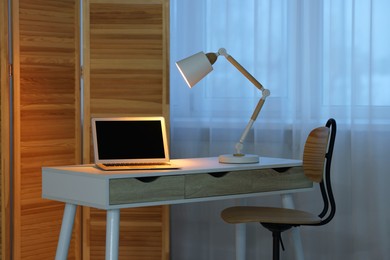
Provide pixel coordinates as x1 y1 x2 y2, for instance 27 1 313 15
136 176 160 183
208 172 228 178
273 167 291 173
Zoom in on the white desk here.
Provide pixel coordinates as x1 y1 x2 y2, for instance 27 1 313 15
42 157 312 260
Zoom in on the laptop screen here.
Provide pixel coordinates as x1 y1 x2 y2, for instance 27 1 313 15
92 117 170 164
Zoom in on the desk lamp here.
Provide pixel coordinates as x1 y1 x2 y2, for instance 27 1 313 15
176 48 270 164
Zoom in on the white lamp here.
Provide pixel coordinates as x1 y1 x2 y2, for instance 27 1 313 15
176 48 270 164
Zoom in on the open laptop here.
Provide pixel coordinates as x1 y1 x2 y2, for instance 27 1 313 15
92 116 179 171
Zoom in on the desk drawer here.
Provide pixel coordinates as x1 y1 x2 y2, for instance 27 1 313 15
250 166 312 192
185 171 253 198
185 167 312 199
109 175 185 205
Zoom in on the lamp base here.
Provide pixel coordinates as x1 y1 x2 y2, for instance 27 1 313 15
218 154 259 164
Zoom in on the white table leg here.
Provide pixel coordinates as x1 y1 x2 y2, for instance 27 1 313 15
281 194 304 260
235 198 248 260
235 223 246 260
55 203 77 260
106 209 120 260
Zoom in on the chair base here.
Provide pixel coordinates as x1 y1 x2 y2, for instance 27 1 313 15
261 223 293 260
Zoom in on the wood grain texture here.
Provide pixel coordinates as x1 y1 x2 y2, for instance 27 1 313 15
88 207 167 260
1 0 10 258
109 176 185 205
303 127 330 182
12 0 81 259
83 0 170 259
89 0 167 116
186 167 311 199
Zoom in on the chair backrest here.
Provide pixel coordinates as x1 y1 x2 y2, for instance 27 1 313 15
303 118 337 225
303 126 330 183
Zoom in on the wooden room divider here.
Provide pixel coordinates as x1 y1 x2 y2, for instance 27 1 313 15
2 0 170 259
1 0 10 258
10 0 82 259
82 0 170 259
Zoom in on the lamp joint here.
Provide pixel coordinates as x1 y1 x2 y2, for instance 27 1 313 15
206 52 219 65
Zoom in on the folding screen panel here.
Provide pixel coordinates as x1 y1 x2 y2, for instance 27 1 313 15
2 0 170 259
11 0 81 259
82 0 170 259
0 0 9 258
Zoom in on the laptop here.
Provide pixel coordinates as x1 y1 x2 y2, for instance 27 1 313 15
92 116 179 171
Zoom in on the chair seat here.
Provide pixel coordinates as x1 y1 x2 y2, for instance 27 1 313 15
221 206 321 225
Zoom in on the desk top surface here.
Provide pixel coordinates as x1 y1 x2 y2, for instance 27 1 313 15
42 156 302 179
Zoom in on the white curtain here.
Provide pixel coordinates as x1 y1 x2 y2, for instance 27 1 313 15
170 0 390 259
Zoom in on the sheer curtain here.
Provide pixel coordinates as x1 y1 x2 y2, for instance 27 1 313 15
170 1 390 259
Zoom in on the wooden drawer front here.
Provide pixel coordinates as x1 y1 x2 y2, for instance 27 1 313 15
251 167 312 192
185 167 312 199
185 171 253 199
109 175 185 205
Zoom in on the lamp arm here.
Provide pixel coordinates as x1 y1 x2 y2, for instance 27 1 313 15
218 48 265 92
217 48 270 155
234 97 268 155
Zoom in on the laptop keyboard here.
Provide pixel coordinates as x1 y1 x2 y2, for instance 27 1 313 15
103 162 170 167
97 162 179 171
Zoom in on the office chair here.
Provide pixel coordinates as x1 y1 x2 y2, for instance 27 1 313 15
221 118 337 260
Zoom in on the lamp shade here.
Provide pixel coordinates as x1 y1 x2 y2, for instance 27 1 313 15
176 51 213 88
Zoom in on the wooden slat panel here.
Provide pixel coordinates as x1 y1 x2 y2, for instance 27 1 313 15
89 0 166 116
83 0 170 259
89 207 167 260
1 0 10 258
13 0 81 259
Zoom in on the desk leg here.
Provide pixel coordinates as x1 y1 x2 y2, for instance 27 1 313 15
235 198 247 260
55 203 77 260
235 224 246 260
106 209 120 260
281 194 304 260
